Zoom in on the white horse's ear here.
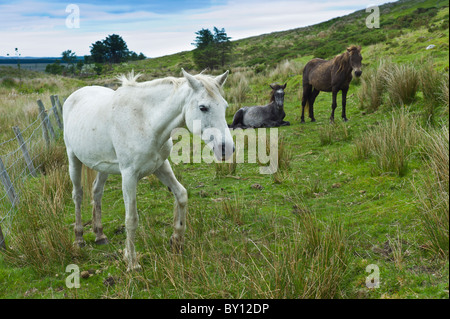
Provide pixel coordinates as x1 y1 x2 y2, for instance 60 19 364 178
215 70 229 87
182 68 202 91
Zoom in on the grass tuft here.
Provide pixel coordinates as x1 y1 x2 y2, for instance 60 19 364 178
413 126 449 258
354 109 420 176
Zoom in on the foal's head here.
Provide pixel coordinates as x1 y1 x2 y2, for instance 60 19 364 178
347 45 363 77
182 69 235 161
270 83 287 108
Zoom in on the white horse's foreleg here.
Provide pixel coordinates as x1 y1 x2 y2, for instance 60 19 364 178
92 172 109 245
155 160 188 251
121 170 141 271
68 152 84 247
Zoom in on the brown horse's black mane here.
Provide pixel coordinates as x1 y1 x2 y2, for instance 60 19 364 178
332 45 361 74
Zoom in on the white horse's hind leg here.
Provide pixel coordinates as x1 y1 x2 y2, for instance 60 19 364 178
154 160 188 251
68 151 85 247
92 172 109 245
121 170 141 271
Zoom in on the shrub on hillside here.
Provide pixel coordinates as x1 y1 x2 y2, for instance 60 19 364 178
383 63 419 108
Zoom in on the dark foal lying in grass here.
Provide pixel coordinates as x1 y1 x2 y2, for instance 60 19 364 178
229 83 290 129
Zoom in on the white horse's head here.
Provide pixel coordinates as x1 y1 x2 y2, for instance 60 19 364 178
182 69 235 161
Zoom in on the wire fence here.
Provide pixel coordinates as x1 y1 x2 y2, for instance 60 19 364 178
0 95 64 250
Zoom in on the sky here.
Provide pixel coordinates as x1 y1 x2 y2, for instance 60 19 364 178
0 0 393 58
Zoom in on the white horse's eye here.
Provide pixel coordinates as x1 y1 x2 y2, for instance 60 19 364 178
199 105 209 112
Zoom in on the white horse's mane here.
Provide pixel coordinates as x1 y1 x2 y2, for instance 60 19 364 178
116 70 223 96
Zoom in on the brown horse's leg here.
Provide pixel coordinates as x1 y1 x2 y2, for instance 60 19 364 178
341 87 349 122
300 103 306 123
330 88 339 123
309 89 320 122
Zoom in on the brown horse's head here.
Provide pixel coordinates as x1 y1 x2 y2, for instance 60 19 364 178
347 45 363 77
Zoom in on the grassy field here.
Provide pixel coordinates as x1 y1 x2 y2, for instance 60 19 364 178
0 0 448 299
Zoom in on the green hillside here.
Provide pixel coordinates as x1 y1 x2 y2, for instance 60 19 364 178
97 0 448 80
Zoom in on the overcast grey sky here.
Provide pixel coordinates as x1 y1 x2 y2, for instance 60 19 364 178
0 0 393 58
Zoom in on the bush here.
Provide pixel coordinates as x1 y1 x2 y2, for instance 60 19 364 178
1 77 18 88
45 62 64 75
384 63 419 108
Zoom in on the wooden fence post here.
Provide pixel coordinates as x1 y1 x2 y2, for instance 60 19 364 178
50 95 63 130
0 223 6 250
37 99 54 145
55 95 64 116
12 126 37 177
0 156 18 207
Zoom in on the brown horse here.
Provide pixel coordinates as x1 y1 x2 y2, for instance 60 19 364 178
301 45 362 123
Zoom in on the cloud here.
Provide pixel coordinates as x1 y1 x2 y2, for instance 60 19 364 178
0 0 393 57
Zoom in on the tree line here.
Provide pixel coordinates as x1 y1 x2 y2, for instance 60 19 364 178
46 34 146 75
46 28 233 76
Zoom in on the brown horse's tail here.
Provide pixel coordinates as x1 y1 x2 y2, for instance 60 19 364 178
301 85 312 117
81 165 97 202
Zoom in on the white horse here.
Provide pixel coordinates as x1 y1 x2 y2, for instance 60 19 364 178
63 69 234 271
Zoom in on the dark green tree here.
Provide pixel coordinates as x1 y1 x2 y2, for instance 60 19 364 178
62 50 78 73
193 28 215 49
90 34 131 64
192 27 232 70
213 27 232 68
103 34 129 63
90 40 108 63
